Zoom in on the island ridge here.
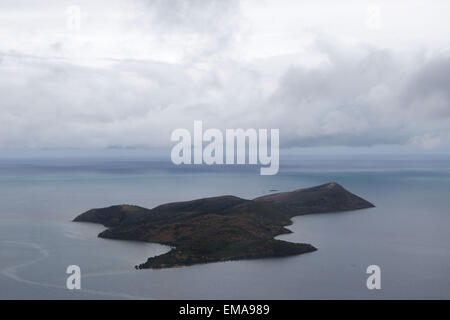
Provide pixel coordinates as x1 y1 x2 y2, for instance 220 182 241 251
73 182 375 269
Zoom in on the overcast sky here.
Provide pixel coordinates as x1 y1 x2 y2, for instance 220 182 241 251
1 0 449 153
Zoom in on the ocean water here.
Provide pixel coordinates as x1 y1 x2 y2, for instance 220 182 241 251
0 154 449 299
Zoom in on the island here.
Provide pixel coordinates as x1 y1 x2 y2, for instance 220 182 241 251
73 182 374 269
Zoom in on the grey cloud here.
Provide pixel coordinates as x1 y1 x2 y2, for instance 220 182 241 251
0 56 199 148
262 39 450 148
133 0 241 58
0 50 262 149
272 41 398 108
1 35 450 151
144 0 240 34
402 57 450 119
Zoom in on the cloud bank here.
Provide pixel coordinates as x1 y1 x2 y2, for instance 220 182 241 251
0 0 449 151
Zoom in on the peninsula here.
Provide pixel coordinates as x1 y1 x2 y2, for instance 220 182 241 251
73 182 374 269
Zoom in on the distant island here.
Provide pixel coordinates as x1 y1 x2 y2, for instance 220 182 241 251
73 182 374 269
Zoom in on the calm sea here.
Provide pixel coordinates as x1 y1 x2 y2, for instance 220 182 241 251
0 154 449 299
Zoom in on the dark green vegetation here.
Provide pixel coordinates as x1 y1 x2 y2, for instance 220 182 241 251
73 182 374 269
